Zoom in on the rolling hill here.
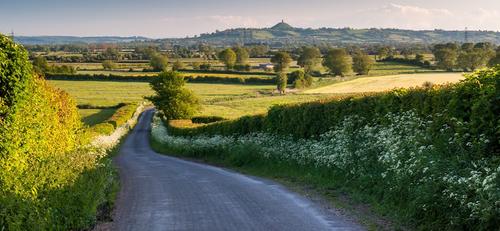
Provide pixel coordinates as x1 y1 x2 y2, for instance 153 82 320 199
14 36 150 45
186 22 500 45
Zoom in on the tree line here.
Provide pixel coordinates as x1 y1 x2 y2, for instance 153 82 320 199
432 42 500 71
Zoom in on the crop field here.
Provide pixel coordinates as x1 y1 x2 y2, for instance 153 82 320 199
305 73 465 94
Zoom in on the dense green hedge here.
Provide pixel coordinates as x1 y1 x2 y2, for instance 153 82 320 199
46 73 276 84
178 69 271 76
0 35 115 230
89 103 138 135
191 116 226 124
46 73 152 82
171 68 500 152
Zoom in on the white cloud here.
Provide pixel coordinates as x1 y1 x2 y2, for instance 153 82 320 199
349 3 456 29
386 3 453 16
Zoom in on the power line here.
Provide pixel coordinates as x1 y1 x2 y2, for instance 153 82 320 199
464 27 468 43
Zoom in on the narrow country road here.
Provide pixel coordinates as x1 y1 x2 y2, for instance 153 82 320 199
113 110 363 231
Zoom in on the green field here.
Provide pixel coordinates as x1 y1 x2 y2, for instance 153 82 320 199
80 108 117 126
49 60 454 123
367 61 440 76
49 80 335 120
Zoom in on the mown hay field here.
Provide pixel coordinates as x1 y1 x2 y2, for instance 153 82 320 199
306 73 465 94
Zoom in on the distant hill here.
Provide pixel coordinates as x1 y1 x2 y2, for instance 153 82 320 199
189 22 500 45
14 36 150 45
14 22 500 46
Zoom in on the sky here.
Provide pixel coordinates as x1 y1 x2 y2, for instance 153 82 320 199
1 0 500 38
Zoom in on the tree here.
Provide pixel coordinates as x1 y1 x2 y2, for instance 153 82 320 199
172 60 185 71
276 72 288 94
198 44 213 59
457 43 495 71
323 48 352 76
376 46 392 60
415 53 425 63
102 60 117 70
218 48 237 70
400 48 413 60
475 43 496 67
146 71 200 120
352 51 374 75
192 62 201 70
103 47 121 60
290 70 313 89
433 43 459 71
271 51 292 72
488 47 500 67
234 46 249 65
32 55 48 73
457 49 483 71
249 45 269 57
297 46 321 73
149 54 169 71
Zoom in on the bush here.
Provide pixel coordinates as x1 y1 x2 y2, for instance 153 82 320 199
88 103 138 135
289 70 313 89
381 57 431 68
0 34 115 230
191 116 226 124
234 64 251 71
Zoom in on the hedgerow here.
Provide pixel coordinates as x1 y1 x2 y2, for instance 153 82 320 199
45 73 276 84
172 68 500 150
152 110 500 230
0 35 116 230
88 103 139 135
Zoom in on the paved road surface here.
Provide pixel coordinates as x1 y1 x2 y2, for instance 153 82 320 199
113 110 363 231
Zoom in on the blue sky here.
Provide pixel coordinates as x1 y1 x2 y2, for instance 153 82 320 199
1 0 500 38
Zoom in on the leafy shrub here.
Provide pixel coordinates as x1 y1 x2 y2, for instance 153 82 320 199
88 103 138 135
191 116 226 124
234 64 251 71
288 70 313 89
381 57 431 68
0 35 116 230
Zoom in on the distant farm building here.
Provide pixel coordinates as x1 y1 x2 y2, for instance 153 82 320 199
258 63 274 71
